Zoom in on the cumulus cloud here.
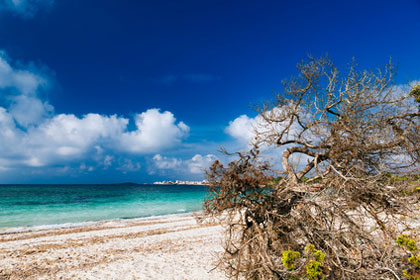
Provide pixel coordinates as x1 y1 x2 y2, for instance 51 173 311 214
152 154 182 169
187 154 217 174
0 51 47 95
0 52 52 128
0 52 190 170
225 114 257 145
225 109 313 172
226 105 315 149
9 95 53 127
0 0 54 18
0 109 189 168
119 109 189 153
150 153 217 176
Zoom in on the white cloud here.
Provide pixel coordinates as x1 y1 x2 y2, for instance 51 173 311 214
9 95 53 127
225 106 314 149
150 153 217 176
0 108 190 168
152 154 182 169
188 154 217 174
119 109 189 153
102 155 113 169
225 109 313 172
0 52 47 94
0 52 190 170
0 52 52 128
1 0 54 18
225 114 256 145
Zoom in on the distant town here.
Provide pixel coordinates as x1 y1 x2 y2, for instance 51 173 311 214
153 180 209 185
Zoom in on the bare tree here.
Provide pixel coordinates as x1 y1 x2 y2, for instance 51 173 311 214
203 56 420 279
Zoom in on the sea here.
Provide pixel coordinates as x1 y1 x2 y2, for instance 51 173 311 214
0 183 209 228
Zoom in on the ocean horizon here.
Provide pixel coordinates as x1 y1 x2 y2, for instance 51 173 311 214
0 183 209 228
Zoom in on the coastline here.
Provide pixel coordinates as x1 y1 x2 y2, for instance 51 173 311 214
0 211 202 234
0 212 226 280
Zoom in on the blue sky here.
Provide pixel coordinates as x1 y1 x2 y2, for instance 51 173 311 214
0 0 419 183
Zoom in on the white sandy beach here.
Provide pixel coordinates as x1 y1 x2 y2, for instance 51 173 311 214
0 213 227 280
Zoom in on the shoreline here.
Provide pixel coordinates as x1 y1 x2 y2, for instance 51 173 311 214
0 211 201 234
0 211 226 279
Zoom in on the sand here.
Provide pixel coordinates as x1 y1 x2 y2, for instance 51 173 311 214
0 213 227 280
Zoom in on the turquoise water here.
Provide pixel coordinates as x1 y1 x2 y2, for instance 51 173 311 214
0 184 209 228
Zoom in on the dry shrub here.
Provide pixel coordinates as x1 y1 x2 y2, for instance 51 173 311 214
203 56 420 279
